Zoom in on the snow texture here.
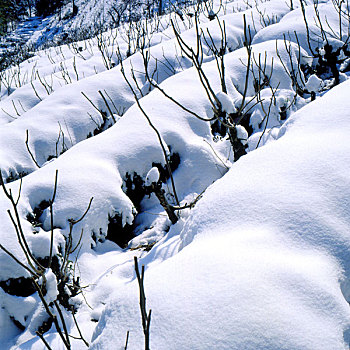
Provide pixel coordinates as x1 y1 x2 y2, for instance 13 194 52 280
0 0 350 349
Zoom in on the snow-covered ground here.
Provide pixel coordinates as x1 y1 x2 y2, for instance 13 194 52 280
1 0 350 349
0 0 192 57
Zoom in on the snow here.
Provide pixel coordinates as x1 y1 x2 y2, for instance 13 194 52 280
145 167 160 186
252 2 347 58
90 75 350 350
42 270 58 304
305 74 324 93
0 0 350 349
216 91 236 114
0 307 21 349
235 125 248 144
92 230 348 350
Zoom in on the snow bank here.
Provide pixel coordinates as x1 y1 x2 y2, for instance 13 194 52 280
90 77 350 350
253 2 348 56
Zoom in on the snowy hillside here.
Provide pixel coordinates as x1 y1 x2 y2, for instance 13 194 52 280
1 0 185 56
1 0 350 349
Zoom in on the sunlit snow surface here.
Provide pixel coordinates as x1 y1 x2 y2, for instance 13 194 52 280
0 0 350 349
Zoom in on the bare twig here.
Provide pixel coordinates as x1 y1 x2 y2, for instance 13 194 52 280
36 331 54 350
125 330 130 350
81 91 108 122
119 54 180 207
71 309 89 347
48 170 58 269
98 90 116 123
134 257 151 350
25 130 41 168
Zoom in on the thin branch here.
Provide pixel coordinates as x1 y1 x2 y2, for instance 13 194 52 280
54 300 71 347
36 331 54 350
32 279 71 349
134 257 151 350
81 91 107 122
203 139 230 170
98 90 116 123
25 130 41 168
0 243 39 278
119 57 180 207
125 330 130 350
48 170 58 269
69 197 94 225
71 308 89 347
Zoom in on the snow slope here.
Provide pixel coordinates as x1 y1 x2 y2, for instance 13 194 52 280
89 76 350 350
0 0 350 349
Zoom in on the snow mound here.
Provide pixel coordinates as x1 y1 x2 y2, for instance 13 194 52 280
91 74 350 350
